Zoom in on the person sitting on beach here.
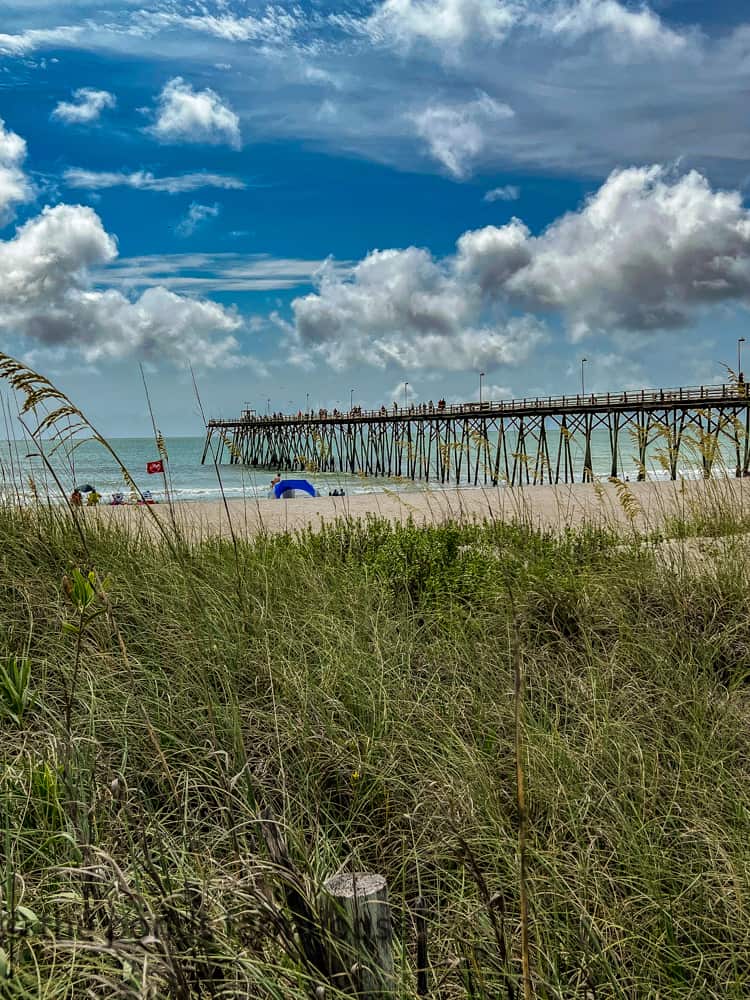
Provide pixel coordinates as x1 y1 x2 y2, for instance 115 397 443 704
271 472 281 487
70 488 83 507
110 492 125 506
86 489 101 506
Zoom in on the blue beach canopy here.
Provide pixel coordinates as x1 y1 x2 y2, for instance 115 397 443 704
273 479 317 499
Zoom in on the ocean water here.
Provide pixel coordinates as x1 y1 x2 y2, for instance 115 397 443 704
0 431 737 505
0 436 430 505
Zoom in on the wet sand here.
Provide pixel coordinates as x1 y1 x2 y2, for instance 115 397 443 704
94 478 750 540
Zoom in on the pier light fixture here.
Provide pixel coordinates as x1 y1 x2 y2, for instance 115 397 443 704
581 358 587 397
350 388 355 411
404 382 409 409
738 337 745 377
267 397 271 415
306 392 310 413
479 371 485 405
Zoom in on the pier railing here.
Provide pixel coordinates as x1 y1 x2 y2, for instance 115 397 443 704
208 383 744 427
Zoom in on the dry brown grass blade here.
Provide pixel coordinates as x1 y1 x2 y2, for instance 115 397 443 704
610 476 642 524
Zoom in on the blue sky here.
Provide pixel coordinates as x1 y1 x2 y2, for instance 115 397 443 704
2 0 750 435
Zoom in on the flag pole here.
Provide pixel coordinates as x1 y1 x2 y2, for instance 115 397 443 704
139 363 175 520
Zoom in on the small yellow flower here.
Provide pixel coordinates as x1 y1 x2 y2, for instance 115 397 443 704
351 770 360 781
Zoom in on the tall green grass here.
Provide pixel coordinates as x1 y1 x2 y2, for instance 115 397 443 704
1 502 749 997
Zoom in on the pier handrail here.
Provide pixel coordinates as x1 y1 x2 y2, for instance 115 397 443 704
208 382 744 427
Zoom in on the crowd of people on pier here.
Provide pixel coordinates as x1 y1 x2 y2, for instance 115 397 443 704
250 399 450 423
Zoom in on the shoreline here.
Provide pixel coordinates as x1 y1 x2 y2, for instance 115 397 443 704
79 477 749 539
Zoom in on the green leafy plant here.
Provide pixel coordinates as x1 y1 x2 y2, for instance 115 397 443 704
0 655 35 727
62 567 99 617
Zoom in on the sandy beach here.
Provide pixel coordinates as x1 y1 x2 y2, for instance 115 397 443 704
93 477 750 540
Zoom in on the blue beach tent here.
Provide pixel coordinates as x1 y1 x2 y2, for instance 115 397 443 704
272 479 317 499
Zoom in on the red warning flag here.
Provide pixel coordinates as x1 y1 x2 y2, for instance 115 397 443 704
146 460 164 474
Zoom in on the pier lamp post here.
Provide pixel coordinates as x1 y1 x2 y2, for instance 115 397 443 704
306 392 310 414
738 337 745 377
267 397 271 415
350 388 355 411
404 382 409 410
581 358 587 397
479 371 485 405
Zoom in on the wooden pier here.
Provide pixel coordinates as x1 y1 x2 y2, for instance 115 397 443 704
202 384 750 485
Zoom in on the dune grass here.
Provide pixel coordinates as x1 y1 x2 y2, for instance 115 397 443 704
0 501 749 998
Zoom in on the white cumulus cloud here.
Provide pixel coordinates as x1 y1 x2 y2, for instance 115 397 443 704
0 119 33 225
63 168 245 194
147 77 241 149
291 165 750 368
175 202 220 237
0 203 243 366
52 88 116 124
467 165 750 338
291 246 545 370
411 92 514 177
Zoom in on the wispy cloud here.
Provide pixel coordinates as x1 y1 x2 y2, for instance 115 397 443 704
0 1 747 188
410 93 514 177
52 87 116 124
0 25 83 56
360 0 687 55
97 253 352 294
175 201 220 237
63 168 246 194
140 7 300 45
484 185 520 202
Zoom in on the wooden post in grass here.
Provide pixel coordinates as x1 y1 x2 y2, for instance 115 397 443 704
321 873 394 998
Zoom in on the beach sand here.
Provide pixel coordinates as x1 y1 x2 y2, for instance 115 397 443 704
95 478 750 540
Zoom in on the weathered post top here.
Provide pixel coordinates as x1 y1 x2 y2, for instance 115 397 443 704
322 872 394 999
